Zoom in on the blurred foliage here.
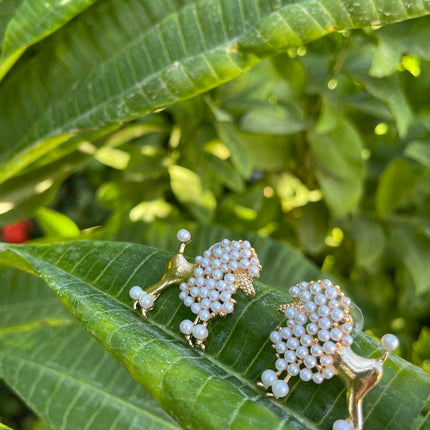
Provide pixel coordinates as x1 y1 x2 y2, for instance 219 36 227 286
1 0 430 428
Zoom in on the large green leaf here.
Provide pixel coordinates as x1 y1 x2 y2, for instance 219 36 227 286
1 0 430 182
0 0 101 80
0 239 428 429
0 265 180 430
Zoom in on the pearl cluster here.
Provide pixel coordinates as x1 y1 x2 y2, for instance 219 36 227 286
261 279 354 399
129 286 154 315
179 238 261 345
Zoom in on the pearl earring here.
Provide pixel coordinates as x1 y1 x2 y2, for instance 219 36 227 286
129 229 261 350
257 279 399 430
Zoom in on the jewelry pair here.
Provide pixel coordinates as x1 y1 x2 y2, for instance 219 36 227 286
129 229 399 430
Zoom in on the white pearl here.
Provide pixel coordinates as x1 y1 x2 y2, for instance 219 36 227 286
329 299 339 309
242 240 251 248
296 346 308 359
201 257 211 267
220 291 231 302
188 277 196 286
222 238 230 246
306 323 319 335
320 355 333 367
331 328 343 341
229 260 239 271
287 319 295 328
311 344 323 356
211 301 222 313
287 337 299 350
239 258 250 269
304 355 317 368
309 313 319 323
275 358 288 371
323 368 334 379
272 380 289 398
300 334 313 347
211 259 221 269
299 290 311 302
318 329 331 342
270 331 282 343
230 250 240 260
285 350 296 362
299 281 309 290
285 307 297 319
276 341 287 354
179 291 187 301
179 282 188 291
206 279 216 289
203 250 211 258
325 287 338 299
289 286 300 298
343 335 353 346
341 297 351 307
381 334 399 351
129 286 143 300
227 285 237 294
288 364 299 376
318 305 330 317
250 256 260 265
315 294 327 305
209 290 219 301
231 241 241 250
313 373 324 384
199 310 211 321
179 319 194 335
183 297 194 307
310 282 321 294
322 279 333 288
177 229 191 243
195 256 203 264
295 313 307 325
281 327 292 339
201 298 211 309
224 273 235 284
261 369 278 386
248 265 260 277
138 294 153 309
191 303 201 314
194 267 204 277
193 324 208 340
212 269 223 280
331 309 344 322
300 368 313 382
332 419 352 430
293 325 305 337
222 302 234 314
213 247 223 257
241 248 251 258
199 287 209 298
342 323 353 334
190 287 199 297
323 341 336 355
216 280 227 291
221 253 230 263
304 301 316 313
318 317 331 330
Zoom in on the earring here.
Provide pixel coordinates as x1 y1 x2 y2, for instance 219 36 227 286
257 279 399 430
129 229 261 350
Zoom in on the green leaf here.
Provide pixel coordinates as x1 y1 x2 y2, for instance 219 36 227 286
168 165 216 223
2 0 430 182
0 239 429 429
35 207 80 238
0 0 100 80
0 423 13 430
404 140 430 168
413 327 430 374
370 17 430 78
375 158 416 218
0 266 179 430
310 119 364 217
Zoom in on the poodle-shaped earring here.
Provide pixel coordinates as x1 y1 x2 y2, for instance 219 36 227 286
257 279 399 430
129 229 261 350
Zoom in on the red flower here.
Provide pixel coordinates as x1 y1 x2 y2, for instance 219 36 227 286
2 220 33 243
